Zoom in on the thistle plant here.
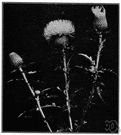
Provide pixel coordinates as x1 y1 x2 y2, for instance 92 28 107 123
7 5 117 132
75 5 117 131
44 19 75 131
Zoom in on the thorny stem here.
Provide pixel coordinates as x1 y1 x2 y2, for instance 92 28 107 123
95 34 105 73
62 46 73 131
19 68 52 132
35 96 52 132
76 86 95 132
76 33 106 132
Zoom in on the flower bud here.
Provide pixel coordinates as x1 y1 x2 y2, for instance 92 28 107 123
91 6 108 31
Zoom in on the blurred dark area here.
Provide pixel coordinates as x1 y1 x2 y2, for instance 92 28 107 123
3 3 119 132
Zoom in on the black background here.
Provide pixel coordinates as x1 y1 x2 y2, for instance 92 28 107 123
3 3 119 132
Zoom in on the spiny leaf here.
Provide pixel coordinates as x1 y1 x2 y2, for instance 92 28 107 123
78 53 94 63
7 78 24 83
67 55 74 69
40 87 52 94
97 86 105 103
74 65 89 72
40 104 62 109
45 95 58 98
102 68 117 75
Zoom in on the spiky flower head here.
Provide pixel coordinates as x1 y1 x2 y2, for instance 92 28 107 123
91 6 108 31
44 19 75 41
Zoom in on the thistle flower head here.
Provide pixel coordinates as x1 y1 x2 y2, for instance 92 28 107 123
44 19 75 41
91 6 108 31
91 5 106 18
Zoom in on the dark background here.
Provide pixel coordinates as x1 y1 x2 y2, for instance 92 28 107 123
3 3 119 132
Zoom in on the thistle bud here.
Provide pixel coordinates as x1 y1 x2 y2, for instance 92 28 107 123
91 6 108 31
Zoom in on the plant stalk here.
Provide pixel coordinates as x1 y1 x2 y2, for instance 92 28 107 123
76 33 105 132
62 47 73 131
20 68 52 132
35 96 52 132
95 34 103 72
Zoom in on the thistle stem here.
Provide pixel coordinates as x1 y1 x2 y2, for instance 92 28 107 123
95 34 103 71
76 33 105 132
20 68 52 132
35 96 52 132
62 47 73 131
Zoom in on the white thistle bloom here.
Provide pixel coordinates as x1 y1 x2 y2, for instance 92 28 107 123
91 6 108 31
91 5 106 18
44 20 75 40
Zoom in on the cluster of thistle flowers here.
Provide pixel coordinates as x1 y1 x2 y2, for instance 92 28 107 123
44 5 108 43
